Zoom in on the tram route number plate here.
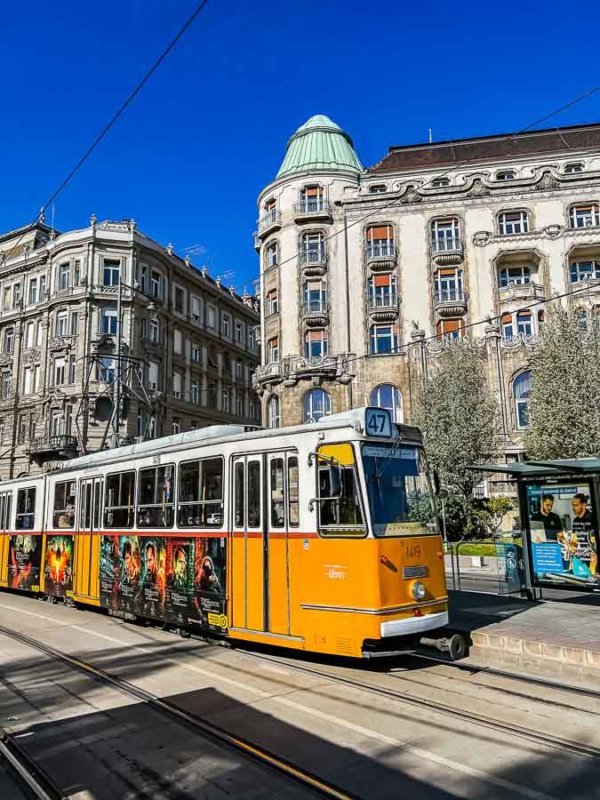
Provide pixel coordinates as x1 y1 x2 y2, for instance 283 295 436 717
365 407 392 438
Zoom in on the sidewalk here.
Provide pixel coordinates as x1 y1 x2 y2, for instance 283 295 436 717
447 590 600 686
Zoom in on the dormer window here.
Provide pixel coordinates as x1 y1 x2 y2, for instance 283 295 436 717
569 203 600 229
564 162 583 174
368 184 386 194
498 210 529 236
431 177 450 188
496 170 515 181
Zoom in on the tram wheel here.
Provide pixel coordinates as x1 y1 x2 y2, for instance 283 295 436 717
447 633 467 661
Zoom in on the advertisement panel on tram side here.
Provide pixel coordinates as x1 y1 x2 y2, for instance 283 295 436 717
99 534 227 630
527 482 600 588
44 535 74 597
8 535 42 591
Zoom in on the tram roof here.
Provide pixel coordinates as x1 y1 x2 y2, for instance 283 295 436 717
470 457 600 477
51 408 423 474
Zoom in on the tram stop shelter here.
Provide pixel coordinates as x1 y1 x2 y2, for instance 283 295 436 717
474 458 600 596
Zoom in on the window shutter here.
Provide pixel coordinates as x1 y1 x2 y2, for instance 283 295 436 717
438 268 457 277
373 274 391 288
501 313 512 325
305 186 320 197
368 225 393 241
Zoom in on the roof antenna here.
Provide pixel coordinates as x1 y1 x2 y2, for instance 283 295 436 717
428 128 433 144
51 203 55 232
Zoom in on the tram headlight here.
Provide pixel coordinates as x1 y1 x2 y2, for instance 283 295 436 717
411 581 426 601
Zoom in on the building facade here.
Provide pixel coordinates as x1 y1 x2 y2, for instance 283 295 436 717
254 115 600 457
0 217 259 479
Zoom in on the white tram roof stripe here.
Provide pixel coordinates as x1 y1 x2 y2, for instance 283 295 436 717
51 408 404 475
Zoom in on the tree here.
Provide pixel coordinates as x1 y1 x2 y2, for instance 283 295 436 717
525 306 600 459
413 339 501 497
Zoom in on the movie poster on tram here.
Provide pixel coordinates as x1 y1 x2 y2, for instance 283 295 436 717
8 535 41 590
165 538 194 624
136 538 166 618
44 535 73 597
191 537 226 631
100 535 142 614
527 483 600 588
100 535 119 610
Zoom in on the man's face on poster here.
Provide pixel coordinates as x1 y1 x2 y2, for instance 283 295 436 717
146 546 156 574
572 497 587 517
541 497 554 515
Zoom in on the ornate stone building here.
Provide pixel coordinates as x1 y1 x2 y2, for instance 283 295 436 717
0 217 259 479
254 115 600 458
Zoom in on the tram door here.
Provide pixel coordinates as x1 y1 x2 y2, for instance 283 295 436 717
231 455 264 630
73 477 103 602
266 452 299 636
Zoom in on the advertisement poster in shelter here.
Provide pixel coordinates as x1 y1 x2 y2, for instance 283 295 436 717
527 483 600 588
8 535 41 590
44 535 73 597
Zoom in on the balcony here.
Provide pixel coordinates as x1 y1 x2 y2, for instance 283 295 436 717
302 301 328 328
430 238 464 265
366 244 397 271
434 289 468 317
300 249 327 276
294 200 332 223
498 281 545 305
368 292 399 322
26 434 79 464
253 361 283 388
256 209 282 240
48 334 77 352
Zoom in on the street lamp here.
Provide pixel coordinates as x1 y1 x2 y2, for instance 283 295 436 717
112 279 156 448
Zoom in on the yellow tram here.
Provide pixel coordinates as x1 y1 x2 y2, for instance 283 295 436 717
0 408 448 657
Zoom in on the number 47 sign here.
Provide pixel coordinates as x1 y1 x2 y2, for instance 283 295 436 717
365 407 392 438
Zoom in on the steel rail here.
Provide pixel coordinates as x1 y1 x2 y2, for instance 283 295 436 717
0 625 356 800
238 649 600 763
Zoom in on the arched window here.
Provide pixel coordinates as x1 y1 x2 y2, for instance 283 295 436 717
513 371 532 430
267 396 280 429
370 384 403 423
303 389 332 424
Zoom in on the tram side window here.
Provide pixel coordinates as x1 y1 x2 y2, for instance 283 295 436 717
105 471 136 528
138 465 174 528
234 461 245 527
177 458 223 528
16 487 36 530
53 482 76 529
0 492 12 530
247 461 261 528
271 458 285 528
318 464 364 536
288 457 300 527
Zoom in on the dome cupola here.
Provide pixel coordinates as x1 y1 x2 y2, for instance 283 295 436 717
276 114 363 178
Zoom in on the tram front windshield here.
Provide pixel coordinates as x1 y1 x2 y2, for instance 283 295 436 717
362 444 435 537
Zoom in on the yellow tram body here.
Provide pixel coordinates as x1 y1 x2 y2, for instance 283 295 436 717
0 408 448 658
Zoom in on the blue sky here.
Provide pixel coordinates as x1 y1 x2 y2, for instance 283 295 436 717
2 0 600 289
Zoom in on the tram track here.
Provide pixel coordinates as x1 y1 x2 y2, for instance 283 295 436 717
404 651 600 701
0 624 356 800
238 648 600 763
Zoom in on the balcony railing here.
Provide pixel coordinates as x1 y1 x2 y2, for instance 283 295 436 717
26 435 78 456
434 288 466 304
303 298 327 313
257 209 282 237
294 200 332 218
366 243 396 260
431 237 464 264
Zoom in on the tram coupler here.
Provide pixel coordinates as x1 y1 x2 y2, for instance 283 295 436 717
419 632 468 661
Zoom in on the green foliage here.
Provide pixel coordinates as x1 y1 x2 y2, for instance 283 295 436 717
414 339 501 497
525 306 600 459
439 493 514 542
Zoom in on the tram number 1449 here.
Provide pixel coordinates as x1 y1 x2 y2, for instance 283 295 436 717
405 544 422 559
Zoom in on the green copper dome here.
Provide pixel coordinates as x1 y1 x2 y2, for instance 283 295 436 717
276 115 363 178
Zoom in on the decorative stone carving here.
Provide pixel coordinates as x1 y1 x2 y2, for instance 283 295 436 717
166 243 174 255
22 348 41 364
0 355 13 367
473 231 491 247
467 178 490 198
535 171 559 192
543 224 563 238
184 255 191 266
